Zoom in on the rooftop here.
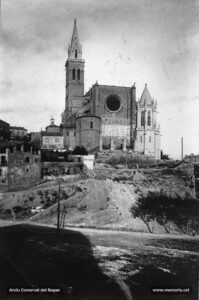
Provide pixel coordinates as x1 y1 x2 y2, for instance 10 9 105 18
0 119 10 126
10 126 28 131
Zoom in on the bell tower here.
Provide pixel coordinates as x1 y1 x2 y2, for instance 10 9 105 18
65 19 85 121
134 84 161 159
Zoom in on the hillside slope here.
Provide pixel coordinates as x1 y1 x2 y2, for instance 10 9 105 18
0 165 195 232
30 179 145 230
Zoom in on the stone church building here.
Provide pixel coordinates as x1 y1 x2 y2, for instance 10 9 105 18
61 20 161 159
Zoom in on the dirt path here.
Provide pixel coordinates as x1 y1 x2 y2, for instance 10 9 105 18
0 221 198 299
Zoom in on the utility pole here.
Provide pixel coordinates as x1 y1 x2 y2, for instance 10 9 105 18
181 137 183 160
0 0 2 35
143 100 146 155
57 180 61 237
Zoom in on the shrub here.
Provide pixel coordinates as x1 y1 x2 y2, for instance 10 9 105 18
73 146 88 155
130 192 199 234
130 196 156 233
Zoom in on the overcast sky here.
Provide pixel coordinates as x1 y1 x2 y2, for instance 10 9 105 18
0 0 199 158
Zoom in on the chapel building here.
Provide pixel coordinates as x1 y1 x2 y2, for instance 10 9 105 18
61 20 161 159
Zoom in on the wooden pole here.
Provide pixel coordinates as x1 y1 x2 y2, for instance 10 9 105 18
181 137 183 160
57 181 61 237
0 0 2 34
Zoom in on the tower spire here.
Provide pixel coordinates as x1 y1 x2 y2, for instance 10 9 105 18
64 20 85 122
139 83 153 105
68 19 82 59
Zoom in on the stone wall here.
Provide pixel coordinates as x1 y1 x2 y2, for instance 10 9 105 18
76 116 101 152
42 161 83 178
135 130 161 159
4 149 41 191
63 128 76 150
0 166 8 191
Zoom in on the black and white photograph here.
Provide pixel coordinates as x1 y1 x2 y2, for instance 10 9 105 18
0 0 199 299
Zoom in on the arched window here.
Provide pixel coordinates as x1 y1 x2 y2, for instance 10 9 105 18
72 68 76 80
141 111 145 126
77 69 80 80
147 111 151 126
75 49 77 58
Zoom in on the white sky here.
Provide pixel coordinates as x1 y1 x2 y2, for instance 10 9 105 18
0 0 199 158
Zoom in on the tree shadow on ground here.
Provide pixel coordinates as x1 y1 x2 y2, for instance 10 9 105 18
0 224 128 300
126 264 198 300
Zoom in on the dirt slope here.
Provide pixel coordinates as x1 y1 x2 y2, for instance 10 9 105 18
0 165 195 232
30 179 145 231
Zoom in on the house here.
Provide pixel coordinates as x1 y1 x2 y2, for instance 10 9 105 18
0 141 41 191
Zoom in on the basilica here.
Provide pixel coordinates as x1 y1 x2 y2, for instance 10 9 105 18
61 20 161 159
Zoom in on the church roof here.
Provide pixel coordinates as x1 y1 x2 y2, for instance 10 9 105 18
139 84 153 105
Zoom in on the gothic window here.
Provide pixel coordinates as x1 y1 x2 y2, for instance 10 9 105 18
77 69 80 80
141 111 145 126
147 111 151 126
75 49 77 58
140 136 142 143
67 132 69 136
90 122 93 129
74 132 76 136
72 68 76 80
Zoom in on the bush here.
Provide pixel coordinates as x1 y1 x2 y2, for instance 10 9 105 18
130 192 199 234
130 196 156 233
73 146 88 155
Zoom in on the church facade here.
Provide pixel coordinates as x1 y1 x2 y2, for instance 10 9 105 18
61 20 161 159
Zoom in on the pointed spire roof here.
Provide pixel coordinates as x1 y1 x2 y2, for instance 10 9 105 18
71 19 79 47
68 19 82 59
139 84 153 105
